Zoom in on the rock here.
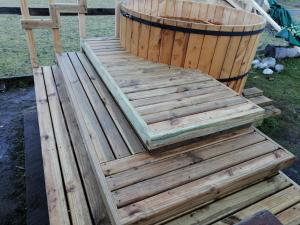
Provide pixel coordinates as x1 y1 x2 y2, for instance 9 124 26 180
258 62 269 69
252 59 260 65
262 57 276 68
263 68 274 75
275 64 284 73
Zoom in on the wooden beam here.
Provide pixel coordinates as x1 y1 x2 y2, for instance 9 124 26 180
21 18 55 29
20 0 38 68
115 0 121 38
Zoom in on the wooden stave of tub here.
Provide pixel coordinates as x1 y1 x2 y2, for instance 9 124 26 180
119 0 266 94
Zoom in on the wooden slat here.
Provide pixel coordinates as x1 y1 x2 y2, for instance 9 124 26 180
33 67 71 225
166 174 291 225
52 65 108 224
112 141 280 207
143 96 247 124
43 66 93 225
56 54 122 225
118 150 294 225
249 95 273 107
101 127 255 176
76 52 145 154
107 131 267 190
68 52 130 159
57 53 115 162
243 87 264 98
277 202 300 225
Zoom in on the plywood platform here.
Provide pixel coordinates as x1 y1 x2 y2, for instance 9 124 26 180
33 64 299 225
79 37 265 150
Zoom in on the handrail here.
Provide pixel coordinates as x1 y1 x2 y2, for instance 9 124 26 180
20 0 87 68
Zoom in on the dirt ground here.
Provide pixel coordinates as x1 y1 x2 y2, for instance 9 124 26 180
0 85 35 225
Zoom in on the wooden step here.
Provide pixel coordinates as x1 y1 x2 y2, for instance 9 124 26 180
79 37 265 150
33 65 298 225
243 87 264 98
243 87 281 119
55 52 295 225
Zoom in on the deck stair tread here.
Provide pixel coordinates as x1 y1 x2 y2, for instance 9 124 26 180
78 37 266 150
53 51 295 225
34 65 299 225
243 87 281 118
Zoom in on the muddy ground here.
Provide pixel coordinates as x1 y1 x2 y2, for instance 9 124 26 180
0 85 35 225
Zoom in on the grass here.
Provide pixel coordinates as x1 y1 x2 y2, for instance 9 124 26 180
247 59 300 155
0 15 114 78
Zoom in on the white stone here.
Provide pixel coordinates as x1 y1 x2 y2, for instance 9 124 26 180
263 68 274 75
261 57 276 68
258 62 269 69
275 64 284 73
252 59 260 65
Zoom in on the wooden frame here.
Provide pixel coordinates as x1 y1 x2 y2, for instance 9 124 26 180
81 38 266 150
20 0 87 68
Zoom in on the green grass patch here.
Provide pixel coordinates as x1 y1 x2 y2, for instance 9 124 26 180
247 58 300 155
0 15 114 78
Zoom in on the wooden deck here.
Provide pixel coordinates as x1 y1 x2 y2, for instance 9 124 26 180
33 63 300 225
79 37 265 150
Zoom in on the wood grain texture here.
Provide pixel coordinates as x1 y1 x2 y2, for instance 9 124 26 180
81 38 265 150
118 0 266 92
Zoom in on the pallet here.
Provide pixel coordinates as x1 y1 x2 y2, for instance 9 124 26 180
33 65 298 225
243 87 282 118
78 37 265 150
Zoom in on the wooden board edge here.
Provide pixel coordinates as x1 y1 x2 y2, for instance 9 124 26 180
80 40 152 145
279 171 300 189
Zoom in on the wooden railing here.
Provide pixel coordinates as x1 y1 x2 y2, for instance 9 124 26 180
20 0 87 68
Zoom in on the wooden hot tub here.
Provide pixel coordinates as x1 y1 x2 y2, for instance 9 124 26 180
119 0 266 93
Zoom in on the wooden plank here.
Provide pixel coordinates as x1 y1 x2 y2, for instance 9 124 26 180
136 90 234 116
68 52 130 158
127 80 220 100
33 67 70 225
56 53 115 162
249 95 273 107
143 96 247 124
231 186 300 220
112 141 280 207
101 127 255 176
277 202 300 225
56 54 122 225
52 65 108 224
159 18 176 64
243 87 264 98
76 52 145 154
131 85 225 107
107 131 267 191
170 1 192 67
20 0 38 67
118 150 294 225
182 2 207 68
166 174 291 225
43 66 93 225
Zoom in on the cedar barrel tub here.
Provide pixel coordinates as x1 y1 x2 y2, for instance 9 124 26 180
118 0 266 93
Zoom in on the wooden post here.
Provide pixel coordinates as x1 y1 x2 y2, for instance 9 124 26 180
20 0 39 68
78 0 87 38
115 0 121 38
48 0 62 53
